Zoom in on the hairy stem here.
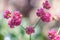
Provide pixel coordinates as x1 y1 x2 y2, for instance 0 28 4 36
30 34 31 40
34 19 40 28
57 27 60 34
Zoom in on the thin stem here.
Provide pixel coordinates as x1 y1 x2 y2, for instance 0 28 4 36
57 27 60 34
30 34 31 40
20 25 26 30
34 19 40 28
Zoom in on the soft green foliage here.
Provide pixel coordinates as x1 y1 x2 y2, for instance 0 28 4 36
0 18 48 40
0 34 4 40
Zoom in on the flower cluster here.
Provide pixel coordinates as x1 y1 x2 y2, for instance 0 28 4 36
26 26 35 35
4 10 11 19
43 0 51 9
36 0 60 39
48 29 60 40
4 10 35 35
36 8 45 17
4 10 22 28
40 12 52 22
3 0 60 38
36 0 52 22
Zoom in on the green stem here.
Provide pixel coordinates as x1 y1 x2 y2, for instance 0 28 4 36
30 34 31 40
34 19 40 28
20 25 26 30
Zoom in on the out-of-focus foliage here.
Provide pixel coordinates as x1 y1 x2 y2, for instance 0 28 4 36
0 0 51 40
0 17 48 40
0 34 4 40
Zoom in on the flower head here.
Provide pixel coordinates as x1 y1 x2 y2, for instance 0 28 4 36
26 26 35 35
8 11 22 28
36 8 45 17
13 11 22 26
41 12 52 22
8 18 15 28
54 35 60 40
48 29 57 40
4 10 11 19
43 0 51 9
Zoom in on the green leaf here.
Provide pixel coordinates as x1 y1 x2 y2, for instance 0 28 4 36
10 33 17 40
0 34 4 40
20 27 25 36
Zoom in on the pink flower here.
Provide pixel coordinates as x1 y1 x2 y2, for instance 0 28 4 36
13 11 22 26
4 10 11 19
36 8 45 17
48 29 57 40
43 0 51 9
8 18 15 28
8 11 22 28
54 35 60 40
26 26 35 35
41 12 52 22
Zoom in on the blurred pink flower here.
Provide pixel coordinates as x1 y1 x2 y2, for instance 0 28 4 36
41 12 52 22
43 0 51 9
8 11 22 28
54 35 60 40
48 29 57 40
36 8 45 17
4 10 11 19
26 26 35 35
13 11 22 26
8 18 15 28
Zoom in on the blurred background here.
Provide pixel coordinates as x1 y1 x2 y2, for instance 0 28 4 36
0 0 60 40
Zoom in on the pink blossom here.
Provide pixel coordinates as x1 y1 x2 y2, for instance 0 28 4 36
43 0 51 9
36 8 45 17
41 12 52 22
54 35 60 40
4 10 11 19
48 29 57 40
8 11 22 28
26 26 35 35
8 18 15 28
13 11 22 26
